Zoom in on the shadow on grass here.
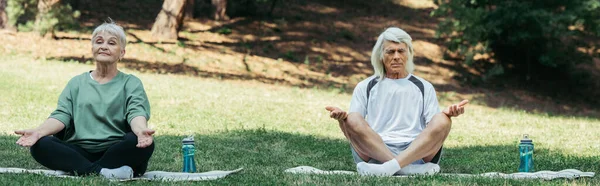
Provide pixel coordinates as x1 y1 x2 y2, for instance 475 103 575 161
49 0 600 119
0 130 598 184
58 0 437 88
442 144 599 174
46 56 353 93
189 0 437 74
415 56 600 119
0 130 354 185
148 129 353 174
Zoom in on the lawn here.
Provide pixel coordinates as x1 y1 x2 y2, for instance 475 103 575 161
0 54 598 185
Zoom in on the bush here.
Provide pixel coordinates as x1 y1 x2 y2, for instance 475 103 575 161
6 0 80 36
35 4 80 35
432 0 600 80
6 0 37 28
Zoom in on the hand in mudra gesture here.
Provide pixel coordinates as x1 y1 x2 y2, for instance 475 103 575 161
325 106 348 121
136 129 155 148
15 129 43 147
443 100 469 117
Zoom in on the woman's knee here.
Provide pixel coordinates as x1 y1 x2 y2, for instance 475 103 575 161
123 132 155 150
30 136 59 157
121 132 139 146
123 132 137 140
31 136 58 150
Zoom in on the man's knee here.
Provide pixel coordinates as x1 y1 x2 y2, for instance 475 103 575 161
345 114 367 133
432 113 452 132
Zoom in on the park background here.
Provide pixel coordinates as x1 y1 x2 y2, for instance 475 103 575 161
0 0 599 185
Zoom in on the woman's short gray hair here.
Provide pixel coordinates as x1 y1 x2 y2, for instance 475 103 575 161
370 27 414 81
91 18 127 50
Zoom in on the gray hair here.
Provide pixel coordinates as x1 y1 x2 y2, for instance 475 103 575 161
91 18 127 50
370 27 415 81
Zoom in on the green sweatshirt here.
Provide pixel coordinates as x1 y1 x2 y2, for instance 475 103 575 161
49 71 151 153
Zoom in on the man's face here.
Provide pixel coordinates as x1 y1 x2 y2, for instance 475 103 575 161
92 32 124 64
382 41 408 75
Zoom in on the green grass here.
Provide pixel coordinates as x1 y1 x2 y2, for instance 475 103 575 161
0 54 598 185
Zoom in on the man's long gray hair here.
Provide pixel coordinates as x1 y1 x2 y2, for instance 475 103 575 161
370 27 415 81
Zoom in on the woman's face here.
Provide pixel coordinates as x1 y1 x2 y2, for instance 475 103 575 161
92 32 125 64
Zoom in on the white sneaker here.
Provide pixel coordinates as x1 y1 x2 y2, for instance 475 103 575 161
397 163 440 175
100 165 134 180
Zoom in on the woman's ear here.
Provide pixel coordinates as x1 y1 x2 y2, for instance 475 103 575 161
120 49 126 60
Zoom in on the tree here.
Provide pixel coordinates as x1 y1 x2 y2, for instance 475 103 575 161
4 0 77 34
267 0 278 17
6 0 37 31
151 0 187 40
35 0 61 38
183 0 194 20
433 0 600 81
212 0 228 20
0 0 7 29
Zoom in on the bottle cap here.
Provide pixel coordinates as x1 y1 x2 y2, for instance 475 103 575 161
520 134 532 143
182 135 195 144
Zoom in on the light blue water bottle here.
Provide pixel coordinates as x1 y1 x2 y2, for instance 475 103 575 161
182 136 197 173
518 134 534 172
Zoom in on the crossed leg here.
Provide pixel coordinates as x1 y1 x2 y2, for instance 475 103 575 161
30 132 154 177
340 112 452 175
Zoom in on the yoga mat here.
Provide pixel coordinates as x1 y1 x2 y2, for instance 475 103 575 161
0 167 243 181
285 166 595 180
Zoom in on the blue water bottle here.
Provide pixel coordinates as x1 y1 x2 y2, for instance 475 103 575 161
518 134 534 172
182 136 197 173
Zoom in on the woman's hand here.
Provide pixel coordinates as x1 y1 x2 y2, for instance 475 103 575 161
442 100 469 117
15 129 43 147
136 129 155 148
325 106 348 121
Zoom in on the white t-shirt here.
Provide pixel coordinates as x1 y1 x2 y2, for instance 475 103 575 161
349 74 441 145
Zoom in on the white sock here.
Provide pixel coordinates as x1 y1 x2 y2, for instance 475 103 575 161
356 159 401 176
397 163 441 175
99 165 133 179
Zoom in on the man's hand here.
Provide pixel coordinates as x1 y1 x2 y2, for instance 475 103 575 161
442 100 469 117
136 129 155 148
15 129 43 147
325 106 348 121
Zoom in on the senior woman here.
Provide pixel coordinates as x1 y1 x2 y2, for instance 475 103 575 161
14 20 154 179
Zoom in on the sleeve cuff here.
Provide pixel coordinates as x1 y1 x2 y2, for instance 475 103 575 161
127 113 149 124
48 115 69 128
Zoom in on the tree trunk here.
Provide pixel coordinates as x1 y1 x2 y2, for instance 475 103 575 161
211 0 228 21
151 0 187 40
0 0 7 29
183 0 195 20
35 0 61 38
268 0 278 17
